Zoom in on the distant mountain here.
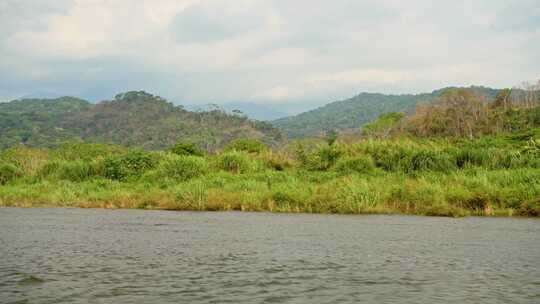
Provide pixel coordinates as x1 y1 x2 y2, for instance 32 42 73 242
272 86 501 138
221 102 289 121
0 91 283 150
183 102 288 121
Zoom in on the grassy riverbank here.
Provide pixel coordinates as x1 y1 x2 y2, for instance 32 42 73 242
1 136 539 217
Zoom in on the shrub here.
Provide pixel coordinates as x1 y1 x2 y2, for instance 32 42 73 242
104 150 157 180
299 145 344 171
1 146 50 175
260 151 293 171
492 150 524 169
334 155 376 175
0 163 22 185
517 199 540 216
271 185 311 209
38 160 96 182
169 142 204 156
454 147 490 168
225 138 267 154
214 151 255 173
523 138 540 155
159 156 208 181
409 150 456 172
318 145 343 168
357 140 414 172
54 143 125 161
56 161 96 182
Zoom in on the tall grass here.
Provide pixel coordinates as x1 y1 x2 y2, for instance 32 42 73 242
1 136 539 217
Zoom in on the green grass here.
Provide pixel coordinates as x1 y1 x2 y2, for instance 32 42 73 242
0 139 539 217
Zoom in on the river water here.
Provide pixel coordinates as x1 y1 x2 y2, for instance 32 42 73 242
1 208 539 303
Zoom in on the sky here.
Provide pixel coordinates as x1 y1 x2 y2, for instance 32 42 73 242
0 0 539 106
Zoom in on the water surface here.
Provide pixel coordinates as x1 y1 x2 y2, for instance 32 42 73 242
1 208 539 303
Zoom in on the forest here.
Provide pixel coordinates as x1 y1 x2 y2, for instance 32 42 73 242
1 85 539 217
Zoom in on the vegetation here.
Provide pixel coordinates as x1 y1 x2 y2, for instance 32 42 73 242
1 85 539 217
0 91 283 150
272 86 500 138
1 127 539 217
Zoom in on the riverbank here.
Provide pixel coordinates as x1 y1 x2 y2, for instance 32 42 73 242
1 137 539 217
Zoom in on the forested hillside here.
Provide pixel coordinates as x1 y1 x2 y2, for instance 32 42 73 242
0 91 283 150
273 86 500 138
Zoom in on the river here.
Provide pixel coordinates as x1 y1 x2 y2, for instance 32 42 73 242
1 208 539 303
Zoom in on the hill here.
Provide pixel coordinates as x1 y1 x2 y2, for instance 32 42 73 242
0 91 283 150
272 86 500 138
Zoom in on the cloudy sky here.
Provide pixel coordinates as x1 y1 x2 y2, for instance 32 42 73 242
1 0 538 106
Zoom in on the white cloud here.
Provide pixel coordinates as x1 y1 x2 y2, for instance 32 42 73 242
0 0 539 104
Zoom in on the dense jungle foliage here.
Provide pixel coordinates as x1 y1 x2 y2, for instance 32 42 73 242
0 91 283 150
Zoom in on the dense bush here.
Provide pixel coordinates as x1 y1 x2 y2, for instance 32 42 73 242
159 155 208 181
260 152 293 171
334 155 376 175
453 148 491 168
54 143 125 161
169 142 204 156
0 162 22 185
225 138 267 154
214 151 255 173
103 150 157 180
0 146 50 175
297 145 344 171
1 130 540 217
409 150 456 172
38 160 97 182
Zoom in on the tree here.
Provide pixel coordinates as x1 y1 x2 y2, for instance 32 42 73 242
405 88 489 138
362 112 404 138
492 88 512 110
325 129 339 146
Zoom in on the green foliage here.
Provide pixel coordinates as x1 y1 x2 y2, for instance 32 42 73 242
53 143 125 161
0 163 22 185
454 148 491 168
38 160 97 182
273 87 499 138
334 155 376 175
0 91 283 151
0 146 51 175
1 122 540 217
225 138 267 153
158 155 208 181
103 150 157 180
298 145 344 171
214 151 256 173
325 129 339 146
523 138 540 155
362 112 404 138
259 152 293 171
409 150 456 172
169 142 204 156
273 92 422 138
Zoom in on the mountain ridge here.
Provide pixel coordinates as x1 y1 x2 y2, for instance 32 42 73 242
0 91 283 150
271 86 501 138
